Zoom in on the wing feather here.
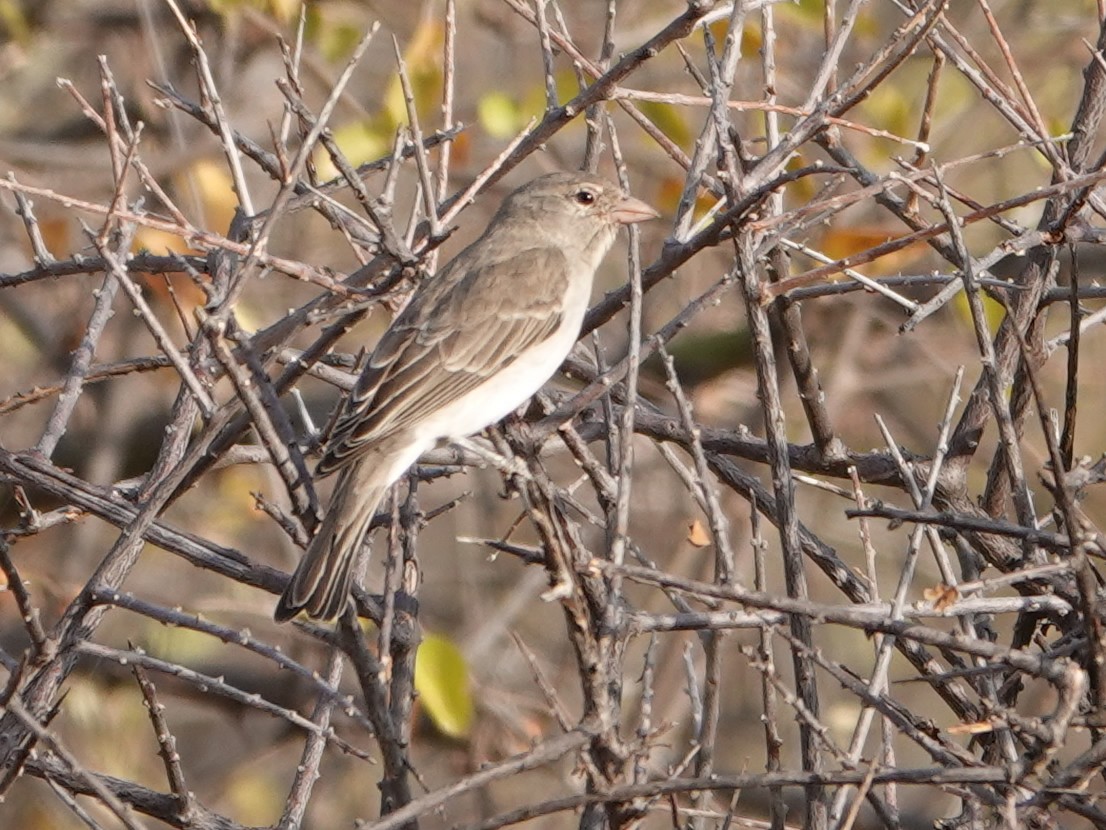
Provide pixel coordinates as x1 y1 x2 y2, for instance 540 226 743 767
317 247 569 475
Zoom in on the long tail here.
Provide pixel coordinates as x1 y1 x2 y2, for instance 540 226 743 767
274 458 388 622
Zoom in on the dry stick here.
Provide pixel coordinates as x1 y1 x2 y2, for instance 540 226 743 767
76 642 362 749
511 632 574 733
9 181 55 265
337 607 411 820
582 0 618 170
907 47 943 210
604 560 1080 684
748 0 947 204
0 251 193 290
278 649 346 830
34 266 120 460
357 727 594 830
944 15 1106 471
871 405 1022 776
4 696 149 830
450 767 1020 830
601 118 640 694
764 167 1106 303
58 71 190 229
131 664 195 821
799 136 1051 328
96 591 368 713
508 450 622 786
34 101 139 454
716 41 827 803
1002 296 1106 722
632 634 658 785
941 5 1064 173
631 594 1072 630
164 0 255 218
22 750 268 830
691 450 986 730
671 2 746 244
743 246 827 830
277 85 412 264
749 494 788 830
896 155 1027 239
388 498 428 809
534 0 558 110
526 0 698 177
96 244 216 418
0 177 346 290
557 424 714 643
657 353 734 578
829 374 965 825
802 0 864 112
391 36 441 240
275 4 308 154
658 353 728 829
779 237 918 311
150 80 462 233
0 444 384 770
781 637 1011 815
202 314 315 521
0 539 48 654
613 88 932 152
759 0 859 467
935 172 1036 536
216 22 383 315
489 0 716 182
1060 248 1081 468
426 0 456 275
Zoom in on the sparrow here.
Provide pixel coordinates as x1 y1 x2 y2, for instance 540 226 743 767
275 171 659 621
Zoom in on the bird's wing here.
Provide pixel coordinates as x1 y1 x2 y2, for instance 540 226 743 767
317 246 570 475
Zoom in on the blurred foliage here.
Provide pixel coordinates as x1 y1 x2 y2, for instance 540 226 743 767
414 631 474 739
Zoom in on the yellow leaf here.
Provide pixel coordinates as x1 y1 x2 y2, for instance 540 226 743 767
819 225 925 276
859 83 914 145
687 519 711 548
266 0 299 24
706 19 763 55
922 583 959 612
143 624 219 663
313 120 391 182
305 8 364 62
225 768 283 824
478 91 523 139
655 174 713 221
207 0 298 25
131 226 195 256
638 100 692 149
0 0 32 46
952 290 1005 333
415 632 474 739
181 158 239 234
519 69 580 115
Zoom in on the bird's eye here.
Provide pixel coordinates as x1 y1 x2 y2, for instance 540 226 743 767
574 189 596 205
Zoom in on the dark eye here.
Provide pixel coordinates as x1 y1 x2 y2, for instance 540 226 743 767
574 189 596 205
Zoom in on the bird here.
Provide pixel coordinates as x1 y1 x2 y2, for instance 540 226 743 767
274 171 659 622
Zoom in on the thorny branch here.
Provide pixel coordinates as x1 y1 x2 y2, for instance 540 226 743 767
1 3 1106 830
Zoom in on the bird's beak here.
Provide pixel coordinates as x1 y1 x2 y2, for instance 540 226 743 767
610 194 660 225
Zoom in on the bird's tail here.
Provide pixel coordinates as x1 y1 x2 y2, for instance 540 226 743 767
274 459 387 622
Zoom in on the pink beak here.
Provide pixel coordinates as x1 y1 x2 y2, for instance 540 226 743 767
610 194 660 225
